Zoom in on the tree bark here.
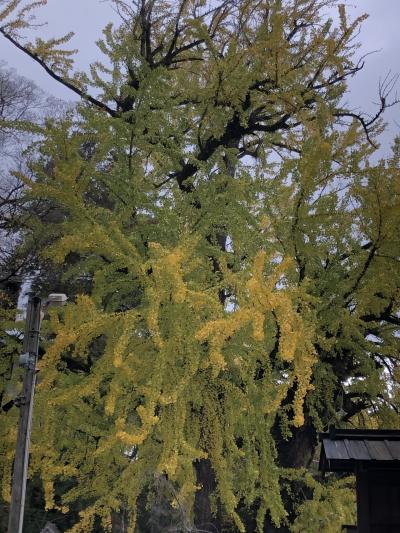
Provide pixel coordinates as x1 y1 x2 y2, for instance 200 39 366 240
194 459 220 532
277 423 317 469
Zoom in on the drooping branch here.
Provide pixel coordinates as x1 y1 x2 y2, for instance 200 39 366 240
0 27 118 117
292 186 306 282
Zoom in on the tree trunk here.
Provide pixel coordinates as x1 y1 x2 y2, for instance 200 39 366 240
277 423 317 469
112 508 128 533
194 459 221 532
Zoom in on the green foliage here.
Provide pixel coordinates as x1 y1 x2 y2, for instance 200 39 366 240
0 0 399 531
0 292 21 403
0 292 23 526
290 472 356 533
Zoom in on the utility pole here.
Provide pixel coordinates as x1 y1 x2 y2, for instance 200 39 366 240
6 293 67 533
7 295 41 533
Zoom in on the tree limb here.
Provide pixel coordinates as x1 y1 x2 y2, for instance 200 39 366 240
0 27 118 117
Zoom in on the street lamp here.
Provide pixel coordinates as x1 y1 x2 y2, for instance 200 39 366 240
7 293 67 533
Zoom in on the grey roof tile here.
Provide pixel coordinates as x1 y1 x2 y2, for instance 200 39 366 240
384 440 400 460
343 439 370 460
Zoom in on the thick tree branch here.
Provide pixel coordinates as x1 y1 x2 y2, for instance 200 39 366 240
0 28 118 117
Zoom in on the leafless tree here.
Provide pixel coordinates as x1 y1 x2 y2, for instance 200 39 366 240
0 63 65 289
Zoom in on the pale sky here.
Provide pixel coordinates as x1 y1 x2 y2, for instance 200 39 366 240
1 0 399 154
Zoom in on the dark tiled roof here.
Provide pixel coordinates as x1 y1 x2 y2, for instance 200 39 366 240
319 428 400 472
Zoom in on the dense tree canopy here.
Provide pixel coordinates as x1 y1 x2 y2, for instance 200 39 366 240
0 1 399 531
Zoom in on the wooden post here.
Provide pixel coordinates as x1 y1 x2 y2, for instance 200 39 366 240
356 463 370 533
7 295 42 533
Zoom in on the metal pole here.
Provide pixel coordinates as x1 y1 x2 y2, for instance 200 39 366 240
7 295 42 533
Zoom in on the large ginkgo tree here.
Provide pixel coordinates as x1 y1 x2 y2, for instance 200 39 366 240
0 1 399 531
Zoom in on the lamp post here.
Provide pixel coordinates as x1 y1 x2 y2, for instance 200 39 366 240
7 293 67 533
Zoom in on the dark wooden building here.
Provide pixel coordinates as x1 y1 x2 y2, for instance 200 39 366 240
319 429 400 533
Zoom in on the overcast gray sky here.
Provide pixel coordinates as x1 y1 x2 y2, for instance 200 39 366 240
1 0 399 154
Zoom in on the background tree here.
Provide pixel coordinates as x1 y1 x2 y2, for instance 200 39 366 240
0 59 66 393
0 61 49 429
0 59 70 532
0 63 45 289
0 1 399 531
0 57 69 296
